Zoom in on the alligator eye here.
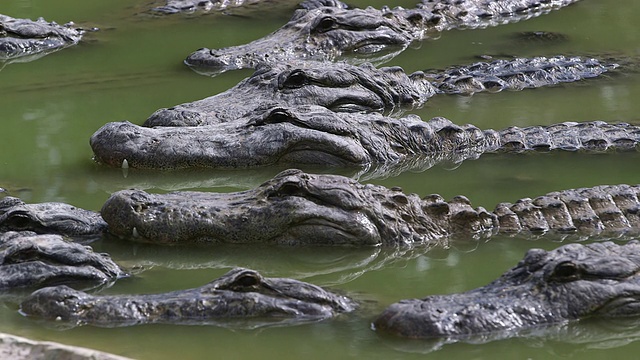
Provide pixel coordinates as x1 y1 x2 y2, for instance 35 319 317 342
264 108 293 124
267 181 306 199
550 261 581 281
276 183 302 196
314 17 337 32
234 272 261 288
4 214 33 230
281 70 309 89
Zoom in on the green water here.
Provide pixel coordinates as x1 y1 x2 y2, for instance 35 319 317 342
1 0 640 358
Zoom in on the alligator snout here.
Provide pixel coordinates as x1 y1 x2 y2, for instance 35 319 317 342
144 107 209 127
184 48 231 76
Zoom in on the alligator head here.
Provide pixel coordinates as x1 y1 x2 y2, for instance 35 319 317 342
184 0 580 76
150 54 615 127
20 267 356 327
92 104 489 173
144 61 435 127
0 14 84 61
99 169 461 246
0 231 126 291
0 196 107 240
374 241 640 339
184 1 428 76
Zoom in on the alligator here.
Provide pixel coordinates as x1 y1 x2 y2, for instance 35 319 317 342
19 267 356 328
147 56 615 126
0 14 84 64
150 0 279 14
91 104 640 174
0 231 125 291
373 241 640 340
184 0 581 76
0 196 107 241
100 169 640 245
0 332 132 360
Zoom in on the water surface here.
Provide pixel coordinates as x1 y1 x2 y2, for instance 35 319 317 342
1 0 640 358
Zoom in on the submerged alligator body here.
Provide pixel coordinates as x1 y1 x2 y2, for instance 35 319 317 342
0 14 83 64
91 104 640 174
148 56 615 127
20 267 356 328
0 231 125 291
374 241 640 340
151 0 278 14
100 169 640 246
185 0 580 75
0 196 107 241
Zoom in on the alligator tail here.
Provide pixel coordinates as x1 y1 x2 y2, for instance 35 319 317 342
418 117 640 159
496 121 640 153
430 184 640 239
423 56 616 95
493 184 640 236
417 0 581 32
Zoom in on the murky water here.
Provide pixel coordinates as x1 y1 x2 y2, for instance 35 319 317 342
1 0 640 358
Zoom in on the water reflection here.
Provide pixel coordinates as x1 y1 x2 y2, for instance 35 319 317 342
94 238 466 286
381 317 640 356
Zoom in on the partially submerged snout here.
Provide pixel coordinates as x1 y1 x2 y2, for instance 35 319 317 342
374 241 640 339
184 48 236 77
100 170 383 246
0 231 126 290
90 107 371 170
20 267 357 327
183 4 421 76
0 196 107 238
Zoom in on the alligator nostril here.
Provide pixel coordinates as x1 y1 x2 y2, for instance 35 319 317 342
406 12 424 26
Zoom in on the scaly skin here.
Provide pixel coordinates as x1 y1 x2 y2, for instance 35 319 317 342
0 14 83 61
20 267 356 328
0 196 107 241
149 56 615 126
91 104 640 174
184 0 581 76
374 241 640 339
100 169 640 246
146 61 436 125
151 0 277 14
0 231 125 290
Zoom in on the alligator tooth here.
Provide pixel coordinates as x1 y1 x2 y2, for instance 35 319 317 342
121 159 129 169
132 227 139 238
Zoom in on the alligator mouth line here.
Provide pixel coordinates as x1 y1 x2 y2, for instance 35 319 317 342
276 142 365 167
348 36 408 55
328 98 384 113
593 296 640 316
280 219 368 245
